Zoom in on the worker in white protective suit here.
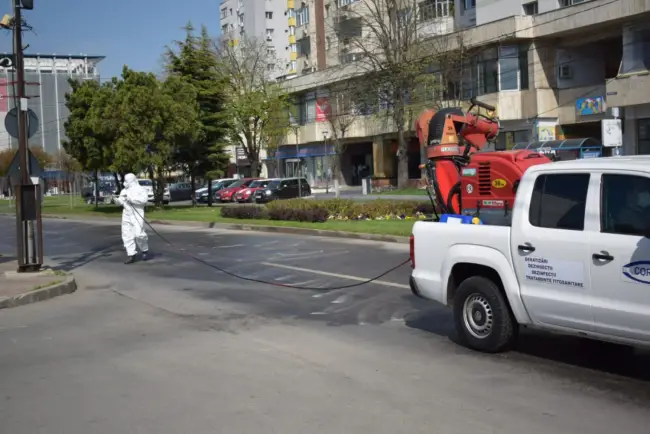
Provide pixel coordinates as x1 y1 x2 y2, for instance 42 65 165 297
115 173 150 264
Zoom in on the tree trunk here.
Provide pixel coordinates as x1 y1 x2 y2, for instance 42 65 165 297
93 170 99 209
112 172 121 194
190 173 196 207
207 177 213 207
397 127 409 189
154 167 166 207
250 161 260 177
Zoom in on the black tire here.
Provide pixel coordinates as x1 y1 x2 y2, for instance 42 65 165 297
453 275 517 353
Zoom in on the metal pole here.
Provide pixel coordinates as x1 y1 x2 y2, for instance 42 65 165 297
13 0 40 271
295 126 301 198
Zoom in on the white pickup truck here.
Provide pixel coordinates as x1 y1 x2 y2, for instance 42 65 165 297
410 156 650 353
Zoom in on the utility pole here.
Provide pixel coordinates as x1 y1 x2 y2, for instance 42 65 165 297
12 0 41 272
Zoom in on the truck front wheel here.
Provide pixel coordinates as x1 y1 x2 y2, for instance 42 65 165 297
453 276 517 353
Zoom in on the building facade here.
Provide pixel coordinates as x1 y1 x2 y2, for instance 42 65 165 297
0 54 103 156
220 0 291 78
274 0 650 188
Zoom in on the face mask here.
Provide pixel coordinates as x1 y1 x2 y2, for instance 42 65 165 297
637 191 650 208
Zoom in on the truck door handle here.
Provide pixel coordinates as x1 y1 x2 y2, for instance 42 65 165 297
518 244 535 253
593 252 614 261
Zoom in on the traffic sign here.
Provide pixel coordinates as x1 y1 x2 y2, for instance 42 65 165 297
7 148 43 181
4 107 39 139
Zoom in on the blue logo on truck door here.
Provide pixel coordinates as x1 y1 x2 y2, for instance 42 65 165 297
622 261 650 284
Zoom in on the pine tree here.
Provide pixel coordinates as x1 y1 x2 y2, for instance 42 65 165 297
166 23 230 206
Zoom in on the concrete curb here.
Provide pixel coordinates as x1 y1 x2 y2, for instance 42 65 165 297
0 275 77 310
1 213 410 244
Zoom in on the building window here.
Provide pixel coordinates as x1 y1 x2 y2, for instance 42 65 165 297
267 64 274 71
326 36 331 50
498 45 520 91
288 26 295 36
297 37 311 57
523 1 538 15
638 119 650 154
238 14 244 25
464 0 476 10
339 0 360 6
418 0 452 21
266 28 274 38
289 60 297 72
560 0 587 7
220 8 227 19
338 17 362 39
266 11 273 18
296 7 309 26
339 52 364 64
529 174 589 231
221 24 228 33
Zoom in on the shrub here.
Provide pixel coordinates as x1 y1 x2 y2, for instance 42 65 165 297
220 205 268 219
219 198 439 223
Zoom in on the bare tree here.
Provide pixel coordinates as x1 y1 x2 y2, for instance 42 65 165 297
213 36 293 176
326 83 359 198
327 0 466 187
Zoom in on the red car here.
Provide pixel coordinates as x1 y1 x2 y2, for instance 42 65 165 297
217 178 260 202
234 179 274 203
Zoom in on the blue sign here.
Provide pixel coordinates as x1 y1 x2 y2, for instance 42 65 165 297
581 151 600 159
273 143 336 159
622 261 650 284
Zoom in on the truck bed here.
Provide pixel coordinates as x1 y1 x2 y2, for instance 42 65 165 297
411 221 512 305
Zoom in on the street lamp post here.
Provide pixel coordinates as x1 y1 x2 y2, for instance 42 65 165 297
322 129 329 194
289 113 301 197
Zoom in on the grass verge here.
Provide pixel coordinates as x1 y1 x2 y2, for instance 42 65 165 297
372 188 426 196
0 196 416 237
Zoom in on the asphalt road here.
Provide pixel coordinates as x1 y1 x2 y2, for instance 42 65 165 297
0 216 649 434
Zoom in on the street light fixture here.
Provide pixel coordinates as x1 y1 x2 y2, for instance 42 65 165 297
322 129 329 194
288 112 302 197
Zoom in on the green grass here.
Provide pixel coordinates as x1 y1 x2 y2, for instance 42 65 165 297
0 196 416 237
372 188 426 196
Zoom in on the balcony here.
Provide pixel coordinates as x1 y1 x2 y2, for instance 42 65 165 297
606 72 650 107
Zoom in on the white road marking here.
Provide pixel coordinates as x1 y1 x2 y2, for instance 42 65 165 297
215 244 245 249
260 262 409 289
331 295 348 304
274 275 294 281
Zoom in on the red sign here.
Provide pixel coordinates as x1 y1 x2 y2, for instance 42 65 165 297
315 97 330 122
0 78 7 112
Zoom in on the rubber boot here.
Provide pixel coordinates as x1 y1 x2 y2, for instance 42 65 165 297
124 255 136 264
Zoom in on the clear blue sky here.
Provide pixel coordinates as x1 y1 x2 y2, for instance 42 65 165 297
0 0 220 78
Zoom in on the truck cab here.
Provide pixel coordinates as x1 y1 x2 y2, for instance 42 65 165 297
410 156 650 353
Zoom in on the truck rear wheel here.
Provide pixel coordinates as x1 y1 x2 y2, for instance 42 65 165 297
453 276 516 353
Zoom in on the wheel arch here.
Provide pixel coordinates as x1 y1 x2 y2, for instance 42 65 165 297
443 245 532 325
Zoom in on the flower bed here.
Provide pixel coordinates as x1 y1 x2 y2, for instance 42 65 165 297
220 199 438 223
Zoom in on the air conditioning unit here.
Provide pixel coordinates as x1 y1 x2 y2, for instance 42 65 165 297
558 64 573 79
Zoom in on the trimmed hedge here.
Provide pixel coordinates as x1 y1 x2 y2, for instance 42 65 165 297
221 205 267 220
220 199 438 223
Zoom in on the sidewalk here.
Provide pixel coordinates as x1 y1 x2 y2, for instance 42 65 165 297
0 255 77 309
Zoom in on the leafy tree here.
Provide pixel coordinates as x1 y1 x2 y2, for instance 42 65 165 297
110 66 200 206
62 78 117 206
165 23 230 206
29 146 52 170
0 148 12 176
214 36 292 176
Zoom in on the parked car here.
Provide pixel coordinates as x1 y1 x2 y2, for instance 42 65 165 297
254 177 311 203
168 182 194 202
234 179 276 203
217 178 260 203
196 179 236 203
138 179 170 205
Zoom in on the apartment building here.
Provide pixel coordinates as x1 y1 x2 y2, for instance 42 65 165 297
272 0 650 188
220 0 289 77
